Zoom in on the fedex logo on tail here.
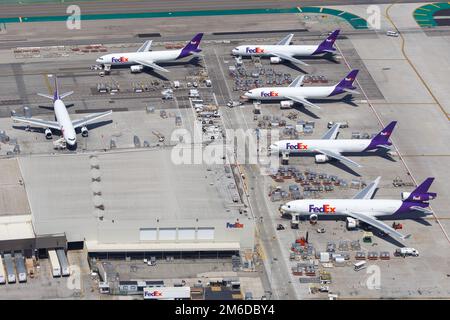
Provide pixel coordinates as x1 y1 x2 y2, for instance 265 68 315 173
380 131 391 136
309 204 336 213
111 56 129 63
286 142 308 150
261 91 279 97
246 47 265 54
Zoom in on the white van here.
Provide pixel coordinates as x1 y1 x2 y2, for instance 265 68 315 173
354 260 367 271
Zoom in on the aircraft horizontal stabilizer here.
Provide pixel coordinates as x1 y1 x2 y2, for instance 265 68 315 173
343 88 360 95
37 93 54 100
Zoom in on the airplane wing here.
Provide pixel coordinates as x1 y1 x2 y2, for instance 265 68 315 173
353 176 381 199
314 148 362 168
12 116 60 130
321 123 340 140
137 40 152 52
347 211 411 240
271 52 309 66
72 110 112 129
410 206 433 215
288 75 306 88
276 34 294 46
284 95 321 109
342 88 360 95
134 59 170 73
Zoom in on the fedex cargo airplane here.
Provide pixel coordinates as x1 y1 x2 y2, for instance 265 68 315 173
242 69 359 109
12 76 112 149
270 121 397 168
281 177 436 240
231 30 340 66
96 33 203 73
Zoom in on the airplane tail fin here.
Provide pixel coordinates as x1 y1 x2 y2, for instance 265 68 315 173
314 29 340 54
365 121 397 150
405 178 437 203
329 69 359 96
40 75 73 101
177 33 204 59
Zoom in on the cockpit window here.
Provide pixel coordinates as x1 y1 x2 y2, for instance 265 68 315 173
68 137 75 141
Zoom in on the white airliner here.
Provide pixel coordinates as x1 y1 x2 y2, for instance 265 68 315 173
232 30 340 66
12 76 112 149
243 69 359 109
96 33 203 73
270 121 397 168
280 177 436 240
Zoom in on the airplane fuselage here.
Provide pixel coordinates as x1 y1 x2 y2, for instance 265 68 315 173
97 49 185 65
233 45 321 57
282 199 405 218
245 86 337 100
54 99 77 146
272 139 372 154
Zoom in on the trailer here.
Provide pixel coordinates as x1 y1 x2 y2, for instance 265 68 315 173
56 249 70 277
4 253 16 283
14 253 27 282
25 258 35 278
0 257 5 284
48 250 61 277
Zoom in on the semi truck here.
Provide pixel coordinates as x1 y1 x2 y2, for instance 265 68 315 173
394 248 419 257
0 257 6 284
4 253 16 283
56 249 70 277
48 250 61 277
14 253 27 283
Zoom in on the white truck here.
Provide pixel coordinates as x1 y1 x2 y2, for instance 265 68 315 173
394 247 419 257
48 250 61 277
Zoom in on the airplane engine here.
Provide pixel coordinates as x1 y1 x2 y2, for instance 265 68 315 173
81 126 89 137
309 213 318 224
346 217 357 230
44 128 52 139
315 154 329 163
130 65 144 73
280 100 294 108
270 57 282 64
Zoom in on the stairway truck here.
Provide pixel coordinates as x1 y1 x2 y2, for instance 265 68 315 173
48 250 61 277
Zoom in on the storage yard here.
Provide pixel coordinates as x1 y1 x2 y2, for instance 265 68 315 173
0 2 449 300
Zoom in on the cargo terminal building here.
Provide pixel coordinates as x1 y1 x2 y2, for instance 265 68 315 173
0 149 255 259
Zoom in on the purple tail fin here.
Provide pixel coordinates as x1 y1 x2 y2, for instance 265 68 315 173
313 29 340 55
328 69 359 96
405 178 436 202
53 76 59 101
177 33 204 59
364 121 397 150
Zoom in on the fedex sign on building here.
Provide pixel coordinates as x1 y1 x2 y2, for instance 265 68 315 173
143 287 191 300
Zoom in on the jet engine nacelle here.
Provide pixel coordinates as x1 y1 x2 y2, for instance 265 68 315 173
309 213 318 224
346 217 357 230
280 100 294 108
44 128 52 139
81 126 89 137
315 154 329 163
270 57 282 64
130 65 144 73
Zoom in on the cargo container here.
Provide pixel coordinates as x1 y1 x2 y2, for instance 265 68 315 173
14 253 27 282
48 250 61 277
0 257 5 284
56 249 70 277
4 253 16 283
